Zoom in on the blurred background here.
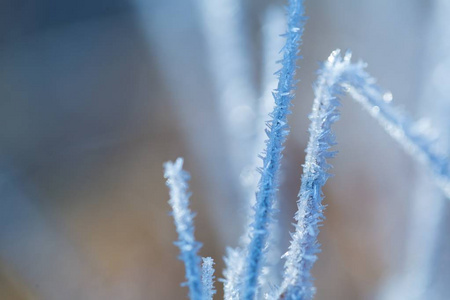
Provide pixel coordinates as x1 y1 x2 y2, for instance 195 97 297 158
0 0 449 299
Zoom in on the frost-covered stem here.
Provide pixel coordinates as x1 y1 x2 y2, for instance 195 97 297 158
377 1 450 299
256 5 288 292
278 50 347 300
223 6 287 298
344 66 450 198
196 1 265 294
202 257 216 300
164 158 203 300
242 1 306 299
279 49 450 299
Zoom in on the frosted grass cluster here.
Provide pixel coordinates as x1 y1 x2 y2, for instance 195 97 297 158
163 1 450 299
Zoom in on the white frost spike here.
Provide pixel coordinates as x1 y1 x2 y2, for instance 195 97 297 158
202 257 217 300
223 248 246 300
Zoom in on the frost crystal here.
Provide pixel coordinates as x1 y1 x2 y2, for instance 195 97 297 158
344 67 450 198
223 6 287 298
279 49 450 299
202 257 217 300
162 1 450 298
164 158 203 300
278 50 345 300
241 1 306 299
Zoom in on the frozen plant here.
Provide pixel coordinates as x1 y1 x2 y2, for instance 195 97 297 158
163 1 450 299
278 48 450 299
277 49 346 300
241 0 306 299
202 257 217 300
164 158 209 300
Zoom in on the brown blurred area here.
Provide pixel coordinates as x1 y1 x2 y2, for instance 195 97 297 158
0 2 203 298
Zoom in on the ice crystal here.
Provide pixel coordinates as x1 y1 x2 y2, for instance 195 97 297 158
222 6 287 299
278 49 346 300
241 1 306 299
279 49 450 299
164 158 203 300
162 1 450 299
202 257 217 300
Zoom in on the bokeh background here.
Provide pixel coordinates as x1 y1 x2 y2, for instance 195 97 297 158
0 0 449 299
